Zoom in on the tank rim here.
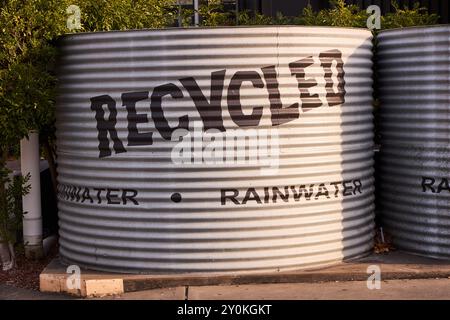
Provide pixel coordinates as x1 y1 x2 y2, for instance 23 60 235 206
378 23 450 34
60 25 373 39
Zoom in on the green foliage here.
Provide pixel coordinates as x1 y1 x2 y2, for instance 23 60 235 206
271 12 292 25
0 0 68 148
382 1 439 29
198 0 233 27
0 168 30 245
298 0 369 27
238 11 272 25
177 8 195 28
292 5 316 25
72 0 176 32
234 1 438 29
293 0 438 28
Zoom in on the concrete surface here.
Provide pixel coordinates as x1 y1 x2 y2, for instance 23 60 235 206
39 251 450 297
0 284 74 300
186 279 450 300
97 286 186 300
3 278 450 300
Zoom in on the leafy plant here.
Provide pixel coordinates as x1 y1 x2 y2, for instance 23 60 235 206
198 0 233 27
0 0 68 150
238 10 272 25
0 165 30 269
266 0 439 29
294 0 369 27
72 0 176 32
382 1 439 29
0 171 30 244
272 12 292 25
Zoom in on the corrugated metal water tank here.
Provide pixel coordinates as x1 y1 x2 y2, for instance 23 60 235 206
56 26 374 273
378 25 450 259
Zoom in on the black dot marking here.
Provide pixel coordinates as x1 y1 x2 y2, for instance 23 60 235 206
171 193 182 203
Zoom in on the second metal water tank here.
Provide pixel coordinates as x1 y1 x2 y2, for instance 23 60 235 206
378 25 450 259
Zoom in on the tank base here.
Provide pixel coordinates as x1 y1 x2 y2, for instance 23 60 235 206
40 251 450 298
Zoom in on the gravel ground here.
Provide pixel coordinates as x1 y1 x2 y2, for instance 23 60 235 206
0 245 58 291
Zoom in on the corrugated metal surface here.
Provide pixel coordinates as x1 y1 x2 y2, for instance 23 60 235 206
56 26 374 273
378 25 450 259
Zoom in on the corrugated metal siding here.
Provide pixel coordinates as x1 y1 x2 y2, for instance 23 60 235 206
378 25 450 259
56 26 374 273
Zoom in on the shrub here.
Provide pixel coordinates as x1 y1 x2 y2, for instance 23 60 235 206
72 0 176 32
382 1 439 29
295 0 369 27
0 167 30 269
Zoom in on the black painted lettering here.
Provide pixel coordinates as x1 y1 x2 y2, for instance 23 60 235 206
106 188 121 204
68 186 77 201
81 188 93 203
227 71 264 127
242 188 262 204
319 49 345 106
343 180 353 196
264 187 270 203
353 179 363 194
93 188 105 204
261 65 299 126
290 185 302 201
60 184 67 200
90 95 126 158
221 189 240 205
122 91 153 146
330 181 341 197
315 183 330 199
122 189 139 205
289 56 322 111
180 70 226 132
437 178 450 193
272 186 289 203
303 184 314 200
151 83 188 140
422 177 435 193
75 186 81 202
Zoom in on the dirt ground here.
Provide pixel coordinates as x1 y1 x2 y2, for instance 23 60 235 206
0 245 58 291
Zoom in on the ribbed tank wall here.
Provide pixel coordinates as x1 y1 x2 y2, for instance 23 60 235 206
378 26 450 259
56 26 374 273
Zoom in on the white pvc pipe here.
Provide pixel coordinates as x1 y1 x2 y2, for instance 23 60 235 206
20 131 43 258
194 0 199 26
